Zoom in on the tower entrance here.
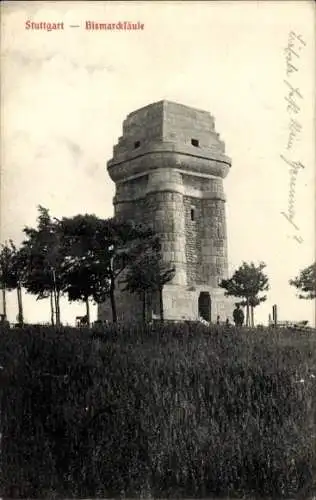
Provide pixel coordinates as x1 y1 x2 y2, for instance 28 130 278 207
198 292 211 322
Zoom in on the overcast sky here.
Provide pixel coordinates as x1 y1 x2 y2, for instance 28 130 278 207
1 0 315 326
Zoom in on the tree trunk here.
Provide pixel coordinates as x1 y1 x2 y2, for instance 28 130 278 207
110 279 117 323
51 269 60 327
142 290 147 323
17 283 24 325
251 306 254 327
55 290 61 327
2 287 7 320
246 298 250 327
50 291 55 326
57 292 61 326
52 287 58 325
85 297 90 327
159 286 164 323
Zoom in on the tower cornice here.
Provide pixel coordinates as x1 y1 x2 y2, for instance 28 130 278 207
107 145 231 183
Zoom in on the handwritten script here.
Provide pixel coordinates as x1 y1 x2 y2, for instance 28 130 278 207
281 31 306 244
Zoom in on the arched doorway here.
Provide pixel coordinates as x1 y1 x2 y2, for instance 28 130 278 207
198 292 211 322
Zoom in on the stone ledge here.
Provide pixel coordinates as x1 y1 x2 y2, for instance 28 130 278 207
109 141 231 167
108 150 230 183
114 191 226 203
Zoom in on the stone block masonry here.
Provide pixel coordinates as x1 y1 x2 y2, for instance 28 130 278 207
98 100 234 323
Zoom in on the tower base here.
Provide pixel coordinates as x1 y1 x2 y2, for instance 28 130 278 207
98 284 235 324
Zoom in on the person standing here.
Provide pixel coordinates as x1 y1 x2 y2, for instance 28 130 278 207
233 304 244 327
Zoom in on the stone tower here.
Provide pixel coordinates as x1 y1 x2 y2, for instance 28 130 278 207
98 100 233 323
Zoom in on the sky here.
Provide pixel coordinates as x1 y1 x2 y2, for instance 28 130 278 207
1 0 315 326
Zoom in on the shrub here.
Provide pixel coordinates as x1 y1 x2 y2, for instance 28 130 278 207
0 323 315 498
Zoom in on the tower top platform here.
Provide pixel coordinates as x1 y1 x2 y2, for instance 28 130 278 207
107 100 231 182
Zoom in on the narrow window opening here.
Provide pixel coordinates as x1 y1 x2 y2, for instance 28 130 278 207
191 138 199 147
134 141 140 149
190 208 195 221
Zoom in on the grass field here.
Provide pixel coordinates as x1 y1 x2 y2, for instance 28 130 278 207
0 322 315 499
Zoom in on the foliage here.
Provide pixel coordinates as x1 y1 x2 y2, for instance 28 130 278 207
0 241 25 323
1 323 315 499
0 241 19 291
0 243 11 320
290 263 316 300
220 262 269 326
123 243 175 321
59 214 111 325
22 206 63 298
60 214 155 323
21 206 65 325
9 209 155 325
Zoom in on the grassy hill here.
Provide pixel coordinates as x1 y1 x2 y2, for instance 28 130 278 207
0 323 315 499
